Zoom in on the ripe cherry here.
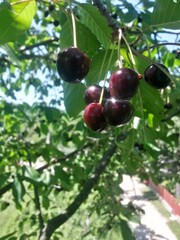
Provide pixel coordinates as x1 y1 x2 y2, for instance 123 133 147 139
83 103 107 131
103 98 133 126
144 64 171 89
56 47 90 83
164 103 173 110
109 68 139 100
84 85 110 105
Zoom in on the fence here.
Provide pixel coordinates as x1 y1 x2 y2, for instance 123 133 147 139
147 178 180 216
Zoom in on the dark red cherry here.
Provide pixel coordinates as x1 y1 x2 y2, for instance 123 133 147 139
109 68 139 99
164 103 173 110
103 98 133 126
84 85 110 105
144 64 171 89
49 4 55 12
83 103 107 131
56 47 90 83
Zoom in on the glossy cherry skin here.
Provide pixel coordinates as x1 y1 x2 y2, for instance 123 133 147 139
144 64 171 89
103 98 133 126
109 68 139 100
84 85 110 105
56 47 90 83
83 103 107 131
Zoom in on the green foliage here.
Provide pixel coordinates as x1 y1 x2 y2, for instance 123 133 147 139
78 3 112 48
0 0 36 45
151 0 180 29
0 0 179 239
63 82 86 117
86 49 117 85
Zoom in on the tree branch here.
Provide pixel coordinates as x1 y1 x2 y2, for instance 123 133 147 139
19 38 59 52
92 0 119 34
39 132 128 240
157 30 180 35
37 142 93 172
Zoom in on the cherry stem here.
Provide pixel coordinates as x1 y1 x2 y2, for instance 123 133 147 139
98 46 109 82
122 34 138 73
118 28 123 69
69 1 77 48
99 46 115 105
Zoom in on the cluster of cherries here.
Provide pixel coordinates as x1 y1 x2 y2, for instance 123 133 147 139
56 47 171 132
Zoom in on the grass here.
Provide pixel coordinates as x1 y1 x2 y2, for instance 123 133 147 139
142 186 180 240
0 195 19 237
0 190 38 239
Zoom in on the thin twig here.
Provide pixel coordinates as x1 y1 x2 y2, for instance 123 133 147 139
37 143 93 171
19 38 59 52
140 42 180 53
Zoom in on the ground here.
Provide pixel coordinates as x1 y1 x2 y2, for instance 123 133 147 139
120 175 178 240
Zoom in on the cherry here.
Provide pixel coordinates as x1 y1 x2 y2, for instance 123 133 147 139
137 14 143 23
109 68 139 100
56 47 90 83
103 98 133 126
164 103 173 110
144 64 171 89
134 143 145 151
44 10 49 17
83 103 107 131
49 4 55 12
84 85 110 105
53 20 60 27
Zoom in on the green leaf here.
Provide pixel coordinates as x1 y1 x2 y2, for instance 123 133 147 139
151 0 180 29
100 222 135 240
54 166 71 190
60 20 100 57
42 196 50 210
63 82 86 117
19 234 28 240
12 177 25 207
120 129 136 161
144 127 158 144
42 106 62 123
2 43 21 66
139 80 164 118
100 225 123 240
120 219 135 240
78 3 112 48
118 2 138 23
145 144 160 159
86 49 117 85
22 166 41 185
0 200 10 211
0 172 11 188
0 0 36 45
